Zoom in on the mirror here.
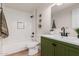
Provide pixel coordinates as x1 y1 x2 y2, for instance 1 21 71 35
51 3 79 29
51 3 79 36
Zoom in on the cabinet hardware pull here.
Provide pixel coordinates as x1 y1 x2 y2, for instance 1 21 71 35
52 43 56 46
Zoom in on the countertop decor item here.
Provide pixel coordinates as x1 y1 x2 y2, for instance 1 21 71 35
75 28 79 38
50 20 56 31
0 3 9 38
52 20 56 29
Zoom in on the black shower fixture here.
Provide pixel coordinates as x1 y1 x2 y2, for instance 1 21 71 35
32 32 34 35
30 15 34 18
39 19 42 22
39 14 42 17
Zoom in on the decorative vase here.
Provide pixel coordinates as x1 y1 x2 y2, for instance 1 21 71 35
52 20 56 29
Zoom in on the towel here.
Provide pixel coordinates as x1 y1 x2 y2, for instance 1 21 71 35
0 8 9 38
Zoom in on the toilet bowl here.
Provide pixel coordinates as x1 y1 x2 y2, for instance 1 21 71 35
26 40 40 56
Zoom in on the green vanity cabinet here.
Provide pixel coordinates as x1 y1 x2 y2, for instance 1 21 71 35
68 46 79 56
54 42 69 56
41 36 79 56
41 37 54 56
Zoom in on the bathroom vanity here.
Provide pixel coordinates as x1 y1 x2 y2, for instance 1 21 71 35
41 35 79 56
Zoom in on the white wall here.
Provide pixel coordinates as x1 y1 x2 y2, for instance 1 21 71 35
0 5 52 55
1 7 34 55
36 6 51 42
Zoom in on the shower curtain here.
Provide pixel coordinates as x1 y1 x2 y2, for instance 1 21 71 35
0 8 9 38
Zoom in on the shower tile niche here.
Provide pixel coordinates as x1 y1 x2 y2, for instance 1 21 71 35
17 21 25 29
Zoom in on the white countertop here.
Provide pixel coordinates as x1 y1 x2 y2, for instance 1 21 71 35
42 34 79 46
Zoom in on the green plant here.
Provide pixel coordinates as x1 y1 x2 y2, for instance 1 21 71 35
75 28 79 34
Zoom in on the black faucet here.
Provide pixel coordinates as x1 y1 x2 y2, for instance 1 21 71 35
61 27 66 36
61 27 69 37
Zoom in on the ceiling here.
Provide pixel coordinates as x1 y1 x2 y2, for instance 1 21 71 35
3 3 52 12
51 3 77 14
1 3 77 13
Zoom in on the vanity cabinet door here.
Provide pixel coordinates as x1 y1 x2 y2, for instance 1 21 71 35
41 37 54 56
54 42 69 56
68 46 79 56
69 49 79 56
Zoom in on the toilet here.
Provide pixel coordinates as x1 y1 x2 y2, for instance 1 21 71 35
26 40 40 56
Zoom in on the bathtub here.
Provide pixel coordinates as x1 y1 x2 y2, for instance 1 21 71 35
2 40 40 56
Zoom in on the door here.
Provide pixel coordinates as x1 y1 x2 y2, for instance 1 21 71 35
68 47 79 56
54 42 69 56
41 37 54 56
54 41 79 56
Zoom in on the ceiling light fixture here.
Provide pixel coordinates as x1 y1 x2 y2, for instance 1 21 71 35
55 3 63 6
